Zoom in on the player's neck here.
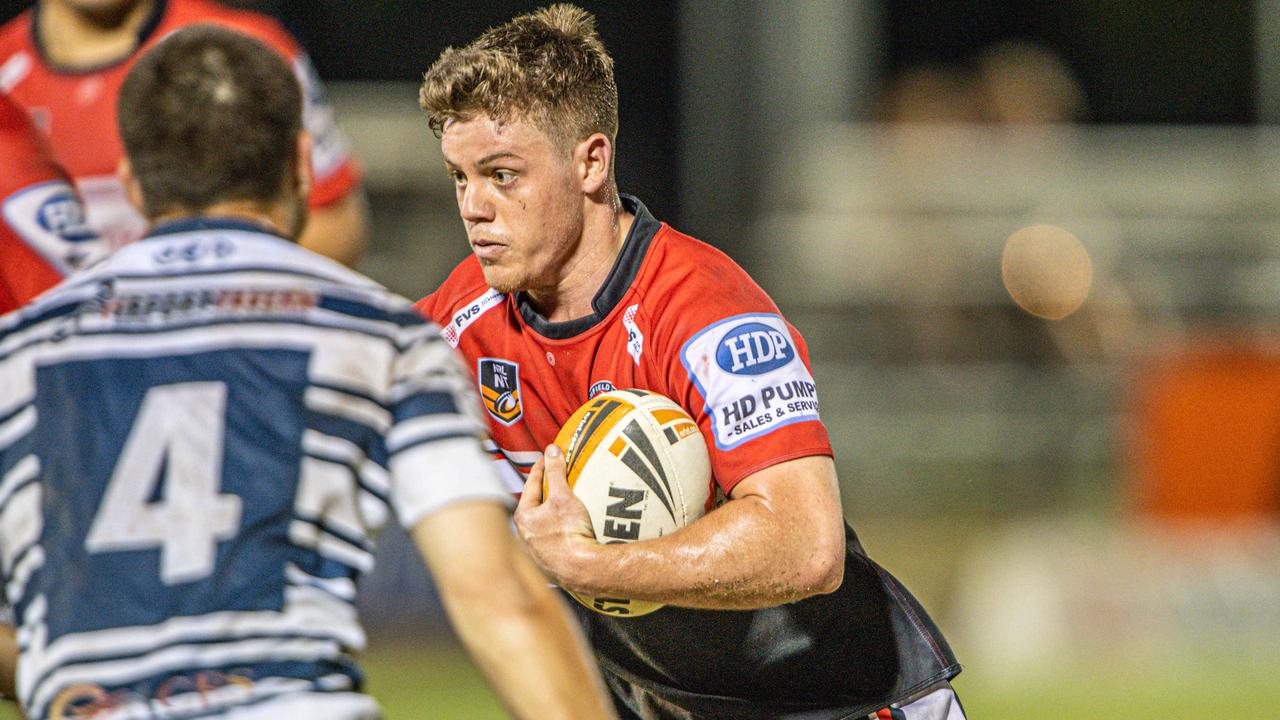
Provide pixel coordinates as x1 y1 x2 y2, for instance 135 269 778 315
150 201 295 241
39 0 156 69
529 203 635 323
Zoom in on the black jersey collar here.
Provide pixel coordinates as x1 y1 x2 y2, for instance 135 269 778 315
32 0 168 75
516 194 662 340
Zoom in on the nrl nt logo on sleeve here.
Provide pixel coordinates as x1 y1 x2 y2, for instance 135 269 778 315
478 358 523 425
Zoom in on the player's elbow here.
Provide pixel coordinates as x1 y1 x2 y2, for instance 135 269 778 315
790 532 844 597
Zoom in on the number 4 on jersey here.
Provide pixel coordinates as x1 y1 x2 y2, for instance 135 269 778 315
85 382 242 585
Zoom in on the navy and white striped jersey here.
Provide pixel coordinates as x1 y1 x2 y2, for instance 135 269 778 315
0 217 510 720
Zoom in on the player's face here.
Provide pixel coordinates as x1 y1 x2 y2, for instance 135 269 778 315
441 114 584 296
50 0 147 25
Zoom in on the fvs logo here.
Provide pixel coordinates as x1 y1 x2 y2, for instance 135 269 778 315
478 358 522 425
716 322 795 375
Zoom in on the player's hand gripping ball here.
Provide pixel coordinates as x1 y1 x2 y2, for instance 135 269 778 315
1001 224 1093 320
549 389 712 617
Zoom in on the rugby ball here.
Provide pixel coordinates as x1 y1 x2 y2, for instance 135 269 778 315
550 389 712 617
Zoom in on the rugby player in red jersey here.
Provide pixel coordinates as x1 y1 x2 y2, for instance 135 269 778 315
0 0 367 266
416 5 966 719
0 90 103 314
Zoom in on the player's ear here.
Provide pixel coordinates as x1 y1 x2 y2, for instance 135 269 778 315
576 133 611 196
293 131 313 202
117 157 146 217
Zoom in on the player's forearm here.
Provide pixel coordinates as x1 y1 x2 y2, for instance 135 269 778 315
444 548 614 720
0 623 16 700
558 494 844 610
298 191 368 267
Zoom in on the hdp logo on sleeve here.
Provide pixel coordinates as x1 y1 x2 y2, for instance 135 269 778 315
716 322 795 375
478 358 522 425
681 313 820 449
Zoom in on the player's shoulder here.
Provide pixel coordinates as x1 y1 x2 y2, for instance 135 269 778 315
0 8 34 59
645 223 782 328
414 254 502 323
163 0 301 58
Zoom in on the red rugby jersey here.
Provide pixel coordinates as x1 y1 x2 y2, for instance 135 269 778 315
416 196 833 497
0 0 360 249
0 92 103 314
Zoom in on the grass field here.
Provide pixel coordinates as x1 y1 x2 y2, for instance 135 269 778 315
361 640 1280 719
5 642 1277 718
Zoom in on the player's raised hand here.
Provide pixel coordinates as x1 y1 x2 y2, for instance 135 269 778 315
514 444 598 587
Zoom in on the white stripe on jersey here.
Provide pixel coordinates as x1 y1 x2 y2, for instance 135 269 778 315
307 334 395 403
0 453 37 510
357 459 390 499
5 544 42 605
287 520 373 574
492 458 528 495
28 636 345 718
302 429 364 466
102 676 315 720
301 431 391 532
73 229 380 292
0 479 40 573
305 386 391 434
32 323 377 366
0 406 34 452
386 413 480 454
297 457 371 543
282 584 363 649
285 563 356 603
20 603 366 714
388 436 513 528
0 348 34 417
483 440 542 469
214 691 381 720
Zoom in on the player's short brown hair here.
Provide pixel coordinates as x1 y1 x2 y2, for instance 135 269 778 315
419 4 618 149
118 25 302 217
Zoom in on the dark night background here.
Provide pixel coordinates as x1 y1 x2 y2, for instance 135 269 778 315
0 0 1259 233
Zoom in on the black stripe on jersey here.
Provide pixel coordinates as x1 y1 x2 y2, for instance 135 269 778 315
0 297 82 348
318 295 424 328
306 412 375 452
292 513 374 554
3 541 40 606
392 429 481 457
285 572 355 605
310 380 387 412
302 452 391 507
0 402 30 431
75 314 401 343
390 390 461 422
0 468 37 516
106 265 344 285
497 448 536 470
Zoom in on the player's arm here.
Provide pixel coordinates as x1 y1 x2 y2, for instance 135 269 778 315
409 499 615 720
297 189 368 268
0 622 16 699
516 447 846 610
